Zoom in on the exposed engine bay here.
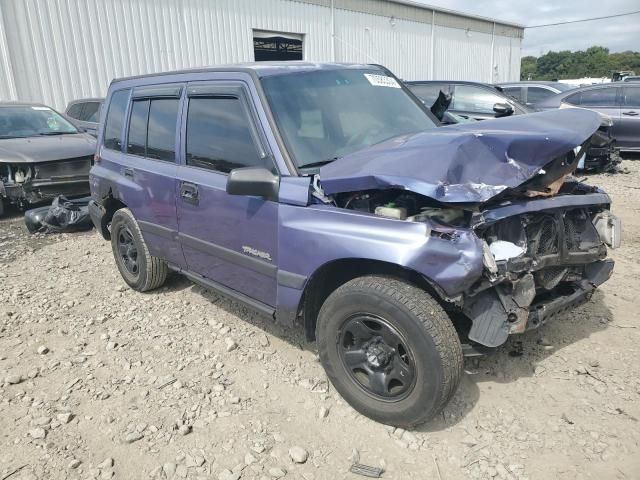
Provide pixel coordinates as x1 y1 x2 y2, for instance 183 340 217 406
332 176 620 348
1 156 92 209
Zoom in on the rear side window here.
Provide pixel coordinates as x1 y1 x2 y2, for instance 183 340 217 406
104 89 131 150
567 87 617 107
126 98 179 162
147 99 180 161
186 97 263 174
127 100 149 156
622 87 640 107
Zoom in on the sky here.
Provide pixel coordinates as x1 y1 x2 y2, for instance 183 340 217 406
414 0 640 57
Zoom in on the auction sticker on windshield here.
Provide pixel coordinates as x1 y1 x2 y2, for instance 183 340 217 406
364 74 400 88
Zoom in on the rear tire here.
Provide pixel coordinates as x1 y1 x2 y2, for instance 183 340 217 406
316 275 463 427
110 208 167 292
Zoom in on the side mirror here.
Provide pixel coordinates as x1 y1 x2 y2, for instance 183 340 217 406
226 167 279 201
493 102 514 117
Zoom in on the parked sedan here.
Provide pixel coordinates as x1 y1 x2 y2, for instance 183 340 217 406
406 80 530 121
65 98 104 136
0 102 95 215
535 83 640 152
496 81 575 106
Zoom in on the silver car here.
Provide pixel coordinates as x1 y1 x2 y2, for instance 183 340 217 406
497 81 575 107
65 98 104 137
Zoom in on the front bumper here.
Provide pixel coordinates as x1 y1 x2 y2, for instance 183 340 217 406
2 177 90 207
526 259 613 330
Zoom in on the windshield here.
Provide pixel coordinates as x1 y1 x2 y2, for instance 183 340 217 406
0 106 78 139
261 68 437 170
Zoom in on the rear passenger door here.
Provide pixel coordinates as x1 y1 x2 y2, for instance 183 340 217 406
118 85 185 268
176 82 278 308
619 85 640 150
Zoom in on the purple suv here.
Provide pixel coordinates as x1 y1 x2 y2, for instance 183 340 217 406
89 63 620 427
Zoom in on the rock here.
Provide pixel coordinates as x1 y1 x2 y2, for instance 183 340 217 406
269 467 287 478
178 424 192 436
68 459 82 469
219 470 241 480
162 463 177 478
185 454 205 467
225 338 239 352
588 358 600 368
57 412 74 424
37 345 49 355
125 432 144 443
98 458 114 469
106 341 118 350
31 416 52 427
318 406 330 419
29 428 46 439
5 374 22 384
175 464 188 478
289 446 309 464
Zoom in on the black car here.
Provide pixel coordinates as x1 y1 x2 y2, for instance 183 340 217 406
535 83 640 152
0 102 95 215
406 80 530 121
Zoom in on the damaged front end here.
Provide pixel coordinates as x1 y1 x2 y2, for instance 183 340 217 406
319 109 620 348
465 180 619 347
1 157 92 209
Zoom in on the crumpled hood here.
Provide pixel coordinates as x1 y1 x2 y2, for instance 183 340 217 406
320 109 602 204
0 134 96 163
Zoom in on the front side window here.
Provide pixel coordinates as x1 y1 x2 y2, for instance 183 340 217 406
0 105 77 139
451 85 505 114
186 97 263 173
568 88 617 107
526 87 553 104
126 98 178 162
66 103 83 120
502 87 522 102
622 86 640 107
408 83 450 105
262 69 437 170
104 89 131 150
82 102 101 122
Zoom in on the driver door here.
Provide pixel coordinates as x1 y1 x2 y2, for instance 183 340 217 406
176 82 279 307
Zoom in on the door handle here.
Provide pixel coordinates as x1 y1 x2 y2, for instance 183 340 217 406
180 181 199 205
123 168 134 179
622 111 638 116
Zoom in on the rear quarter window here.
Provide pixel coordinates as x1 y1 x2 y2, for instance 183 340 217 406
103 89 131 150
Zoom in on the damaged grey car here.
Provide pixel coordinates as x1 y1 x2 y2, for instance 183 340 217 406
0 102 96 215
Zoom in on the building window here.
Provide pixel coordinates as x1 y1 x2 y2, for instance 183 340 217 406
253 30 303 62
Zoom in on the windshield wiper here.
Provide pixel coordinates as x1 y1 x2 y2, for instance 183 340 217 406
38 131 76 136
299 157 341 169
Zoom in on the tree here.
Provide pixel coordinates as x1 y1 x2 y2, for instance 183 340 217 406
520 46 640 80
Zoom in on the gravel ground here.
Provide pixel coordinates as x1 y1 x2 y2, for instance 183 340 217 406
1 159 640 480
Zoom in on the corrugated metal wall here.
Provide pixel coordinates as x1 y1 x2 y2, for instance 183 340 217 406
0 0 522 110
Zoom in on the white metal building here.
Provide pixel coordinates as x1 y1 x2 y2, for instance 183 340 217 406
0 0 523 111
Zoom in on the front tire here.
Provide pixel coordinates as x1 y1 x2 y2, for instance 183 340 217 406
110 208 167 292
316 275 463 427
